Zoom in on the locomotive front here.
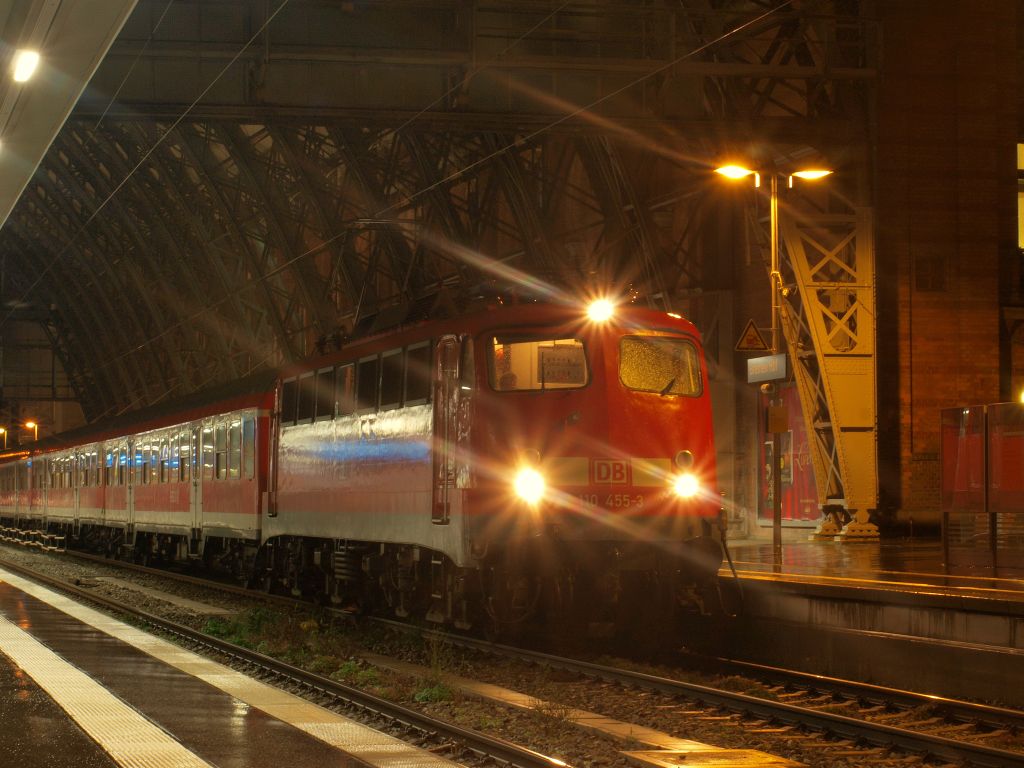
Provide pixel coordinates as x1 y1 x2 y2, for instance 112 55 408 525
467 302 724 630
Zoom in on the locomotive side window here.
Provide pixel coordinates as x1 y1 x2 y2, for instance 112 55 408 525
380 348 404 410
228 418 241 479
242 416 255 479
336 364 356 416
356 354 379 413
315 367 335 420
619 337 702 397
487 336 589 391
297 372 315 423
405 342 432 404
281 378 298 426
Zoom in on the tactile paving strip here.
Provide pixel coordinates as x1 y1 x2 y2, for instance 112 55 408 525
0 613 213 768
0 567 463 768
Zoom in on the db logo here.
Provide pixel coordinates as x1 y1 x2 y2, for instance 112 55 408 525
593 459 628 484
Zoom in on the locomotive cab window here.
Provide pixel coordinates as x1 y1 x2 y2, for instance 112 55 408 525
619 336 702 397
487 336 588 391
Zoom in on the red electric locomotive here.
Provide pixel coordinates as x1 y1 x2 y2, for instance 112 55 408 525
0 300 723 634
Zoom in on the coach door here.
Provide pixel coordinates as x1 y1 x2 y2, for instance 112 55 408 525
432 335 459 524
191 426 203 529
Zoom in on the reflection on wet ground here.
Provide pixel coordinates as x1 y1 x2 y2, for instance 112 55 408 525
724 539 1024 598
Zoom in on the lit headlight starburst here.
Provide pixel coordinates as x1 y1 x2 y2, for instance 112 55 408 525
514 467 546 504
672 472 700 498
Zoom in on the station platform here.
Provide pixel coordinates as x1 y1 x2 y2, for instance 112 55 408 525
0 566 462 768
722 538 1024 604
715 537 1024 705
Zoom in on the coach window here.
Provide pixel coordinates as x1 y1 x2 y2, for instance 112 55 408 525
315 367 335 420
380 349 404 410
336 363 356 416
356 354 380 413
405 342 432 404
160 439 170 483
179 431 190 482
202 425 215 481
118 447 127 486
297 372 316 423
228 419 241 479
215 423 227 480
150 444 160 484
281 378 298 426
242 416 255 479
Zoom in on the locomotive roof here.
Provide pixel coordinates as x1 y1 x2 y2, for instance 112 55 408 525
283 301 702 377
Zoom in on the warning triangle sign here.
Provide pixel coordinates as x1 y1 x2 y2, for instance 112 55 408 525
735 319 769 352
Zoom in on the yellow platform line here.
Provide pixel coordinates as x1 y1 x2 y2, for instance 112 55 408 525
0 613 213 768
0 567 465 768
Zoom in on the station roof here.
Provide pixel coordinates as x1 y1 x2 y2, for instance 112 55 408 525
0 1 874 421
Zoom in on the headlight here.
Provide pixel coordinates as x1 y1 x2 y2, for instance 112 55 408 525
672 472 699 498
586 299 614 323
513 467 546 504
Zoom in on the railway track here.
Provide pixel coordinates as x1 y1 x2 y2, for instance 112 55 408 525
6 544 1024 767
0 552 569 768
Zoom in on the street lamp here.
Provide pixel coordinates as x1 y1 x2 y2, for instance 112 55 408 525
714 164 832 353
0 427 6 449
715 163 831 561
24 421 38 441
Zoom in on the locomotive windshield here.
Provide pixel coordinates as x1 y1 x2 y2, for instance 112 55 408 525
619 336 702 396
487 335 588 391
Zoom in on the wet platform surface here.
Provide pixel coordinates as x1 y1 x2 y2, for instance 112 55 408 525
0 651 117 768
0 567 464 768
723 539 1024 605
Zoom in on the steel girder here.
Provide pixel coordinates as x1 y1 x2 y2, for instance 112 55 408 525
0 1 874 418
742 180 878 536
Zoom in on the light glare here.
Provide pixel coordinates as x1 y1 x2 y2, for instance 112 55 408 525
514 467 546 505
13 50 40 83
714 165 755 179
673 472 699 498
792 169 833 180
587 299 614 323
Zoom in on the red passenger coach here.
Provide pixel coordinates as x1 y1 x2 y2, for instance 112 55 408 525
0 377 274 573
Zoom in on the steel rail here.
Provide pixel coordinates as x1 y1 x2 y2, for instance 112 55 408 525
17 546 1024 766
372 620 1024 768
703 655 1024 732
0 556 570 768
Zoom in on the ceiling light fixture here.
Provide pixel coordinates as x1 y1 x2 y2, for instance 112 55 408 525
13 50 40 82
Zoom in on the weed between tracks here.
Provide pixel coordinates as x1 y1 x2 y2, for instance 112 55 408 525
201 607 456 704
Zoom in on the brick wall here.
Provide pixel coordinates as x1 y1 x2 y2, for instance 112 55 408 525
876 1 1017 522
